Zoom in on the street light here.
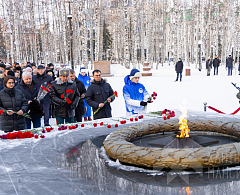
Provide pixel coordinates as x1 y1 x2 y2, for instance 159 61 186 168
198 40 203 71
66 1 74 70
211 45 214 60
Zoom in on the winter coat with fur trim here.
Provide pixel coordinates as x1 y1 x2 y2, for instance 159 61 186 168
0 87 28 132
49 78 80 118
85 78 114 120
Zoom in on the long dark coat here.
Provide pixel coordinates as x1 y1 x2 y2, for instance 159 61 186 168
74 78 86 120
175 61 184 73
50 78 80 118
33 72 53 104
0 87 28 132
85 79 115 120
16 80 43 120
213 58 220 67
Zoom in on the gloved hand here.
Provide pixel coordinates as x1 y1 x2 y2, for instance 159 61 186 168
140 101 147 106
60 100 66 107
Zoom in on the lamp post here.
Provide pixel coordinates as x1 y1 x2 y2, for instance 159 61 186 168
211 45 214 60
198 40 203 71
66 1 74 70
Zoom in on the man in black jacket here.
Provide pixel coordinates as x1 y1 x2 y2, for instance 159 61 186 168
226 55 234 76
16 71 43 129
85 69 115 120
69 69 86 122
174 58 183 82
50 68 80 125
33 65 53 126
213 55 220 75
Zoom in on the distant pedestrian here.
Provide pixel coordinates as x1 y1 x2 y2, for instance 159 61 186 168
206 57 212 76
85 69 115 120
213 55 220 75
226 55 234 76
78 67 92 121
175 58 183 82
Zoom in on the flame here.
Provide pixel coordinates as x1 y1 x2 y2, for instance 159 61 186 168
180 187 192 195
176 108 190 138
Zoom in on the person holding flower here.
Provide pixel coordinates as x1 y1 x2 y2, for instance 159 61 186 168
85 69 115 120
0 75 28 132
123 69 150 115
49 68 80 125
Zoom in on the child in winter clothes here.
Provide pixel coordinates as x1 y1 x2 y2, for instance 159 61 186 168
123 69 150 115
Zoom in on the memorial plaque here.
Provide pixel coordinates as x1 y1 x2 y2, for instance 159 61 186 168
94 61 111 74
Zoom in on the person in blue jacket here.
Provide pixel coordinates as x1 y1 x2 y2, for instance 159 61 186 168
123 69 150 115
78 67 92 121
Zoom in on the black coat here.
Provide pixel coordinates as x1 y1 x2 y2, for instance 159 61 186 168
0 87 28 132
16 80 43 120
206 60 212 69
175 61 183 73
85 79 114 120
33 72 53 104
50 78 80 118
226 57 234 67
213 58 220 67
75 78 86 119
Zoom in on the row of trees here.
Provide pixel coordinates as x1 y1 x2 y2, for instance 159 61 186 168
0 0 239 69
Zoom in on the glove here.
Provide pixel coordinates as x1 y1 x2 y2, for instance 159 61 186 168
140 101 147 106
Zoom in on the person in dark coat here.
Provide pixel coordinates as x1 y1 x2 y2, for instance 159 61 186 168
0 70 4 91
213 55 221 75
175 58 184 82
85 69 115 120
0 76 28 132
206 57 212 76
33 65 53 126
69 69 86 122
226 55 234 76
16 72 43 129
49 68 80 125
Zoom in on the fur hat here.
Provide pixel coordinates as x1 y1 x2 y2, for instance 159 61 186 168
59 68 70 76
129 69 141 80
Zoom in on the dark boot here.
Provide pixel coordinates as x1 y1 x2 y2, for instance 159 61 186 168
84 117 87 121
88 117 92 121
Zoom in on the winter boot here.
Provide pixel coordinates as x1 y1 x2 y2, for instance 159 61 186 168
88 117 92 121
84 117 87 121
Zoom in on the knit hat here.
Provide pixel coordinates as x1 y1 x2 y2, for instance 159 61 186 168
80 67 87 73
37 65 45 69
59 68 70 76
7 70 15 77
129 69 141 80
25 67 32 72
0 63 6 69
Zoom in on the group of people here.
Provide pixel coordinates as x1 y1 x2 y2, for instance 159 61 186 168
0 61 151 133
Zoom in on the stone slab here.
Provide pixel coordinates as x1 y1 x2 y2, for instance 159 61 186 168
94 61 111 74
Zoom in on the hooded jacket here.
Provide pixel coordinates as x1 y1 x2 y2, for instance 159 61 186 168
85 78 114 120
77 73 91 89
0 87 28 132
123 75 149 115
50 78 80 118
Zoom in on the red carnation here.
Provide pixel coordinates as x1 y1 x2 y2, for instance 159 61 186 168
172 111 175 114
163 116 167 120
81 124 85 127
107 125 111 128
41 86 44 90
61 94 64 99
171 114 175 117
130 118 133 122
40 135 45 138
135 118 138 121
100 122 104 126
66 98 71 104
114 91 118 97
48 84 51 87
34 135 38 139
153 97 156 100
69 126 72 130
70 89 74 94
167 115 171 119
141 115 143 118
115 124 118 127
93 123 97 127
154 93 157 97
124 120 126 124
